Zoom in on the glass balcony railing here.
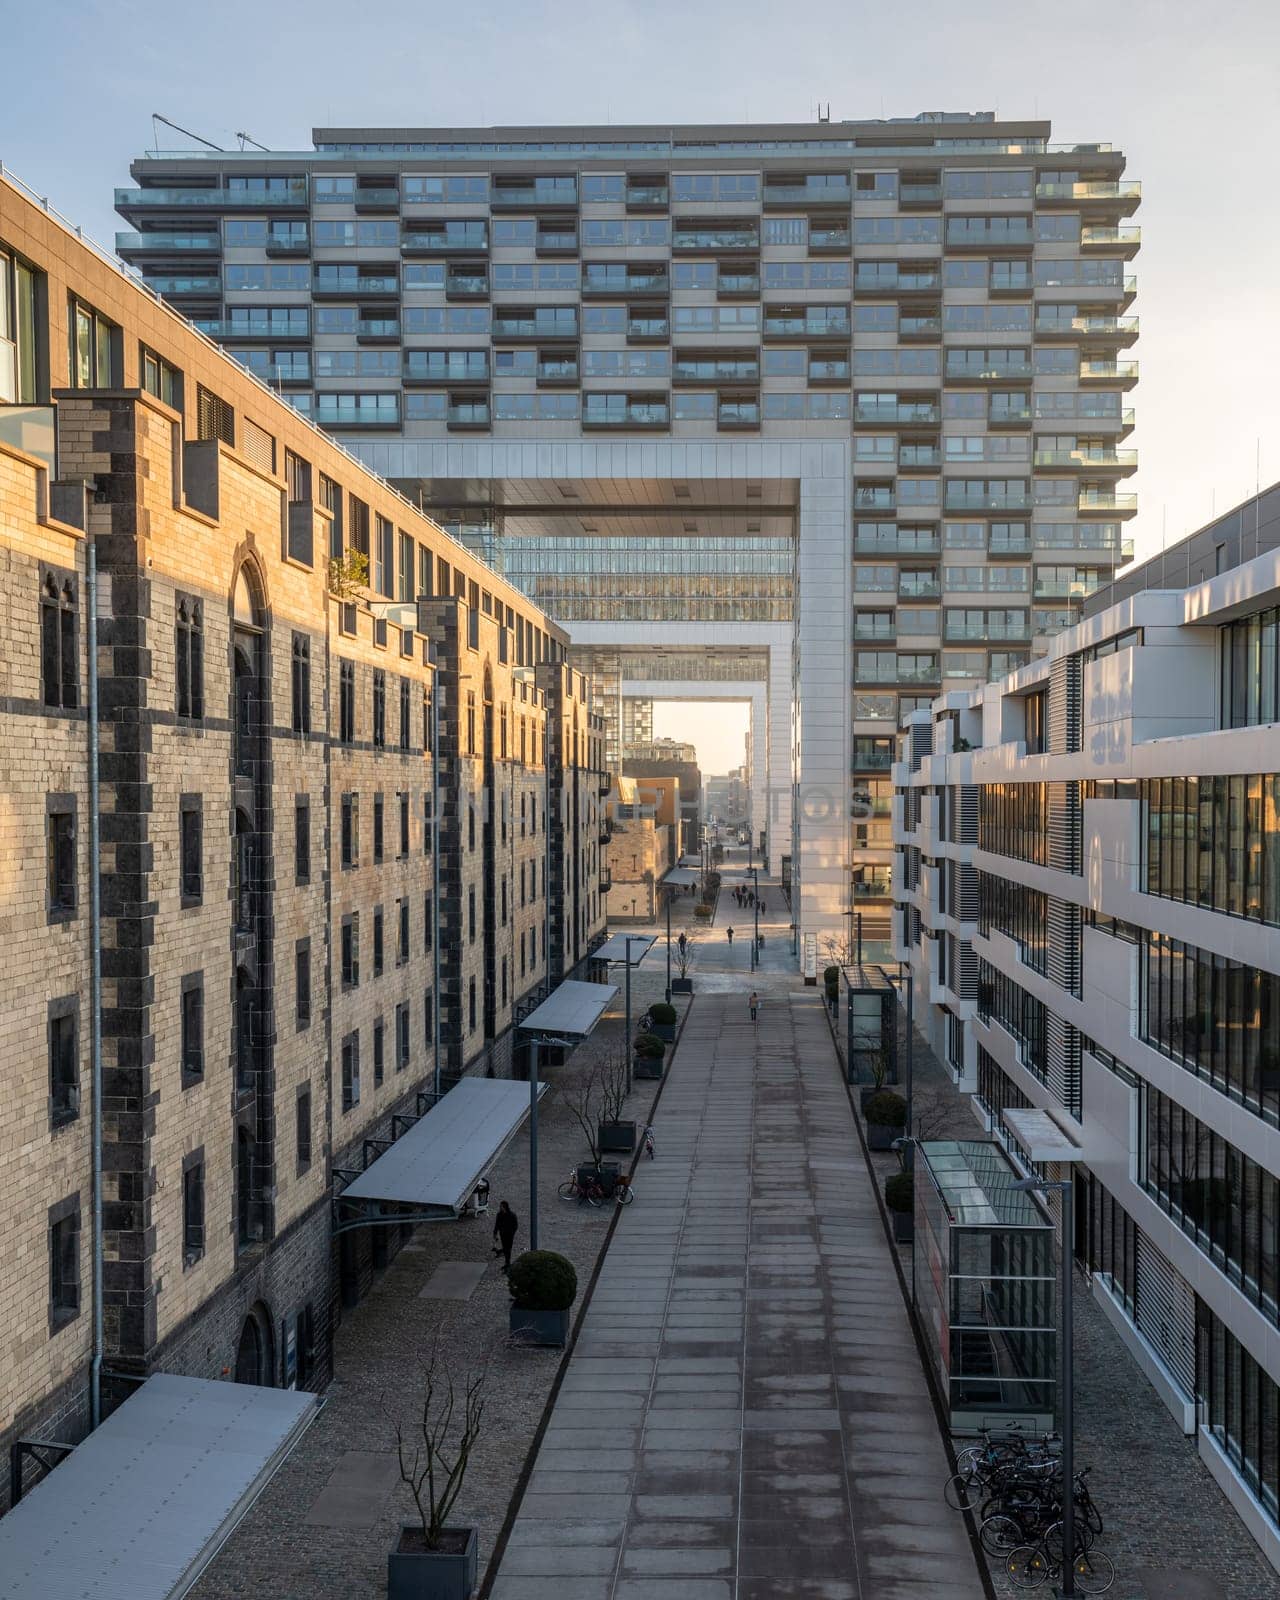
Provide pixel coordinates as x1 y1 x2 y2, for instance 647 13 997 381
855 269 939 293
854 403 939 426
116 231 218 251
1033 448 1137 470
1037 315 1139 337
402 226 489 251
765 313 850 337
405 357 488 382
945 492 1032 512
899 448 940 469
945 356 1034 380
674 361 759 383
353 187 399 207
536 360 578 383
809 226 852 250
445 274 489 297
988 536 1032 556
627 317 669 340
144 274 220 295
945 620 1030 642
808 360 850 382
491 180 578 207
1079 492 1138 513
492 313 578 339
357 319 400 339
1079 359 1139 382
1035 180 1141 204
314 274 398 295
626 185 669 207
899 315 942 338
198 317 310 339
854 531 940 554
989 405 1033 425
448 403 490 427
946 220 1034 247
1081 226 1141 250
899 580 941 599
764 180 852 204
115 183 307 207
583 400 670 428
536 230 578 251
900 182 943 205
718 401 760 427
673 227 759 251
717 273 760 294
314 400 401 426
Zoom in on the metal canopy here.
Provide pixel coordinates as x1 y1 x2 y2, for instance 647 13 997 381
1002 1109 1087 1165
663 868 698 885
519 978 619 1037
343 1077 545 1212
595 933 657 964
0 1374 320 1600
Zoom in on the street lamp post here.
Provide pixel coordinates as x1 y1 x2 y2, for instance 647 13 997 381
1014 1175 1076 1598
664 888 672 1004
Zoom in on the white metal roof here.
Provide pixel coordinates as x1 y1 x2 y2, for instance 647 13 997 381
1002 1109 1087 1165
0 1373 320 1600
342 1077 545 1211
595 933 657 964
519 978 619 1036
663 868 698 885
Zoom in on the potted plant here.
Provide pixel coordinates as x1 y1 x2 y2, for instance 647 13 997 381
858 1045 892 1111
633 1030 666 1080
647 1001 677 1043
508 1250 578 1348
884 1171 914 1243
864 1089 907 1152
564 1053 635 1159
672 933 696 995
387 1345 485 1600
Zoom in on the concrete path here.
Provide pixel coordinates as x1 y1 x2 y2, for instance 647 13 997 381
491 991 986 1600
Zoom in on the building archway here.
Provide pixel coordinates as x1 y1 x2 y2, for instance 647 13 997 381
233 1301 274 1387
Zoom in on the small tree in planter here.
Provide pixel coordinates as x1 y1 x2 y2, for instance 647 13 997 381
864 1089 907 1151
884 1170 914 1243
672 933 696 994
387 1344 486 1600
563 1049 634 1161
693 902 713 920
647 1001 677 1043
508 1250 578 1347
633 1030 666 1080
857 1045 892 1111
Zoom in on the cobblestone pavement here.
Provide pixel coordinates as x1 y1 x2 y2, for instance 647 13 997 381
191 912 698 1600
851 1012 1280 1600
489 987 986 1600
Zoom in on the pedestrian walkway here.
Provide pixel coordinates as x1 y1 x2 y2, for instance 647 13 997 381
491 991 986 1600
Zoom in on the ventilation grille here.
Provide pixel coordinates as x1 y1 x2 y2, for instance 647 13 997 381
1047 781 1082 875
1135 1232 1196 1400
1048 655 1083 755
241 417 276 475
196 384 234 447
1045 1011 1082 1119
958 785 979 845
909 721 932 772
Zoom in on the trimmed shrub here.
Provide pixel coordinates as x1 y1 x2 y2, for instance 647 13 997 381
823 965 841 985
649 1002 677 1025
884 1172 913 1214
508 1250 578 1311
633 1031 666 1059
864 1090 907 1128
694 903 713 918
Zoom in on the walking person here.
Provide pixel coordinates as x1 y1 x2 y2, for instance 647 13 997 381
726 926 734 946
492 1200 519 1272
749 991 759 1027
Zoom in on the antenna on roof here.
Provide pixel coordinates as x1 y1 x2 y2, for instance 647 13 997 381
151 112 223 152
236 130 270 152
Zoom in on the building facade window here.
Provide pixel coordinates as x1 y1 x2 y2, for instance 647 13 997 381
48 1195 81 1331
372 669 386 748
1144 774 1280 928
295 939 311 1028
41 569 79 711
373 791 385 863
69 296 118 388
339 660 355 742
341 792 359 867
978 782 1051 867
977 959 1047 1081
341 1032 360 1111
0 245 42 403
141 345 181 409
180 974 203 1084
295 797 311 884
46 796 76 919
398 791 410 857
397 897 410 966
296 1085 312 1171
48 997 79 1127
373 905 385 977
396 1001 411 1072
373 1018 385 1087
978 872 1048 974
1197 1300 1280 1529
182 1153 205 1267
341 913 360 989
1221 606 1280 730
179 796 203 905
175 594 203 720
291 632 311 734
399 677 412 751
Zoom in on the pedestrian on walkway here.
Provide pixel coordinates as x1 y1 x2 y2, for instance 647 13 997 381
749 991 759 1025
492 1200 519 1271
726 926 734 945
678 931 688 955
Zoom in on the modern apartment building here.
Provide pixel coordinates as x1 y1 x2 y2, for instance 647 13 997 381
114 111 1139 945
892 484 1280 1570
0 171 605 1510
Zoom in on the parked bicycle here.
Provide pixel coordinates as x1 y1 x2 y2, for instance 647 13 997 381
944 1425 1060 1512
1005 1529 1114 1593
557 1168 634 1207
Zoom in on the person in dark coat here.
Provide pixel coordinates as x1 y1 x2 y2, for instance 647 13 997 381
493 1200 519 1270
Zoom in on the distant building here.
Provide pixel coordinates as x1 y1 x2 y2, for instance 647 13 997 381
624 748 702 853
604 775 674 921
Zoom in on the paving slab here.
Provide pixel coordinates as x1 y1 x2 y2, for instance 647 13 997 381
418 1259 487 1300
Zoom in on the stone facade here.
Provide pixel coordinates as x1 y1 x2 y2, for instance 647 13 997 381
0 175 604 1511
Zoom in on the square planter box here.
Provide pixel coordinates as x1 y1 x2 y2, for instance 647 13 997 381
509 1305 570 1347
388 1525 478 1600
671 978 694 995
891 1211 914 1244
634 1055 664 1080
598 1119 637 1154
867 1122 899 1152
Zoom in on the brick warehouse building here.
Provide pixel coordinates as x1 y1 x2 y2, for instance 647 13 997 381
0 172 606 1507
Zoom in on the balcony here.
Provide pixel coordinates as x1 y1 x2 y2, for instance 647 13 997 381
808 224 853 252
808 357 850 385
988 404 1033 429
536 227 579 255
447 402 491 431
313 272 398 298
445 271 489 300
491 311 578 341
988 534 1032 557
402 224 489 254
582 398 670 430
899 446 940 470
582 269 669 298
1078 491 1138 517
946 219 1034 252
717 271 760 298
115 182 308 212
314 399 401 428
536 357 579 386
1079 359 1139 387
944 355 1034 382
1035 179 1141 214
1081 225 1141 257
404 356 489 387
764 310 850 339
1033 447 1138 474
626 183 669 210
115 231 218 254
899 314 942 340
143 273 220 296
854 268 940 296
944 491 1031 513
491 179 579 209
763 178 852 207
898 578 941 599
854 528 940 556
853 402 940 427
989 270 1032 297
717 399 760 430
627 316 669 342
264 230 309 256
200 318 310 341
353 186 400 213
672 358 760 386
945 619 1030 643
673 224 760 252
1036 314 1139 346
357 318 400 344
899 182 942 207
1033 575 1104 602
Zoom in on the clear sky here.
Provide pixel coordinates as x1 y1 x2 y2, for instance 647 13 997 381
4 0 1278 769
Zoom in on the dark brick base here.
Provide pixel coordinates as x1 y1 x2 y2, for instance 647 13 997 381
0 1365 91 1513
